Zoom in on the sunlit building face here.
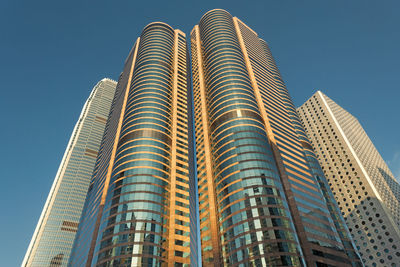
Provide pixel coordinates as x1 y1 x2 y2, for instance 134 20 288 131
190 9 362 267
69 23 190 267
65 9 363 267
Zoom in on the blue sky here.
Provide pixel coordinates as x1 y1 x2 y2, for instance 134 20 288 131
1 0 399 265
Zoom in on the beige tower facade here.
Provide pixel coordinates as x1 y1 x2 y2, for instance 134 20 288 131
298 91 400 266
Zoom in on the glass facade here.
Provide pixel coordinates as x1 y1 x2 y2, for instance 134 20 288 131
191 10 302 266
190 9 362 266
22 79 117 267
69 56 136 266
69 22 190 267
59 9 365 267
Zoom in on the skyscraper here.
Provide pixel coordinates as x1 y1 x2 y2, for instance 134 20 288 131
298 91 400 267
22 78 117 267
69 22 191 266
60 9 366 267
190 9 361 266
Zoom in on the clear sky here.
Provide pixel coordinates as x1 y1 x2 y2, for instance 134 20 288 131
1 0 399 265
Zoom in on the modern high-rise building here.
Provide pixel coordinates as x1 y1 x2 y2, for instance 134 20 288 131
190 9 361 266
69 22 191 267
298 91 400 267
53 9 367 267
22 78 117 267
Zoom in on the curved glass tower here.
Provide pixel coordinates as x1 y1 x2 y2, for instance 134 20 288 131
191 10 302 266
69 22 190 267
65 9 363 267
190 9 361 266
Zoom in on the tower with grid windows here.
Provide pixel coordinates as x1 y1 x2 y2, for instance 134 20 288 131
298 91 400 266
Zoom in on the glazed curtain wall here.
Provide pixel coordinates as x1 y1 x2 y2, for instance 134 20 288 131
93 23 190 267
191 9 303 266
70 23 190 267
